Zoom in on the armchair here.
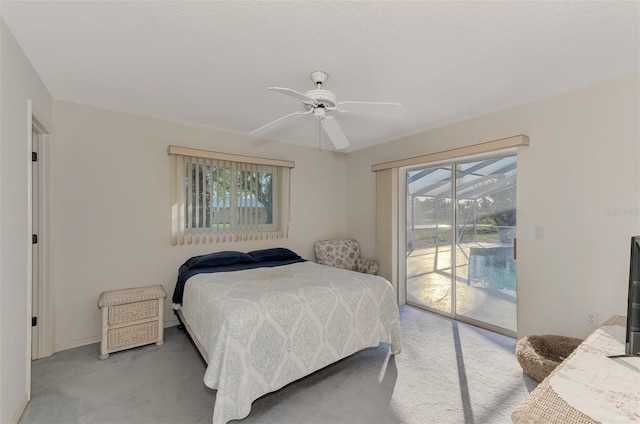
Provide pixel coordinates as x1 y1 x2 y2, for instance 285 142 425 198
314 239 379 275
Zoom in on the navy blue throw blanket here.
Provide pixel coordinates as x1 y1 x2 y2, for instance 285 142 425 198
172 248 306 304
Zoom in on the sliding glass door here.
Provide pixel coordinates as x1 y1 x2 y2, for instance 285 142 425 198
405 155 517 335
406 165 454 314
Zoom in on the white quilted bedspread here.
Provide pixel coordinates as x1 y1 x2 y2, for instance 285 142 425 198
181 261 402 424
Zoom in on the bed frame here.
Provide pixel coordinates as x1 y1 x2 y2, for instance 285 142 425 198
174 309 209 365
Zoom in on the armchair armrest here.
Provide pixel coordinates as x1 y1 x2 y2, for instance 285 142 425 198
356 258 379 275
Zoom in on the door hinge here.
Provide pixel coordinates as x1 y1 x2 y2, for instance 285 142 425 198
32 234 38 244
32 152 38 162
32 317 38 327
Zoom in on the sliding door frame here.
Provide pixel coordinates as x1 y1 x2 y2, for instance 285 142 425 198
399 148 519 337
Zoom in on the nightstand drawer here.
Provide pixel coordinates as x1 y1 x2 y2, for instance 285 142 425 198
108 299 158 325
107 321 159 350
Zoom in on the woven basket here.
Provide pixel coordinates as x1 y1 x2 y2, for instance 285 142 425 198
515 334 583 383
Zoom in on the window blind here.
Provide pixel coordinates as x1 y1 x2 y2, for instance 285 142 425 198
169 146 293 245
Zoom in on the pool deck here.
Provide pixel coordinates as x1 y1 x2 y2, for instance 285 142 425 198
406 241 517 333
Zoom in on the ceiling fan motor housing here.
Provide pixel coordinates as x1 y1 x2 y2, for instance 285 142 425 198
303 89 337 108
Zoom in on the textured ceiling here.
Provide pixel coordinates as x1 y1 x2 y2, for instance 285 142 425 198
2 1 639 152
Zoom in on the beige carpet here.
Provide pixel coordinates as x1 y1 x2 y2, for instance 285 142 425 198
20 305 537 424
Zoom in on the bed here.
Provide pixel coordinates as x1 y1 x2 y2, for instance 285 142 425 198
172 248 402 424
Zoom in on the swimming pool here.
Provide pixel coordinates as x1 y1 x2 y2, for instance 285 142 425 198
467 246 516 291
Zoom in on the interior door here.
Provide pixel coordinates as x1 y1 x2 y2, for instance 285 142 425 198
32 127 40 358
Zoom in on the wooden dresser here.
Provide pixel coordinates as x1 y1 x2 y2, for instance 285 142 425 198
97 284 166 359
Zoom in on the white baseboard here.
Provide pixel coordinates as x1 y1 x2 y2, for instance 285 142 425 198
55 335 101 352
54 319 181 352
164 318 179 328
10 392 29 424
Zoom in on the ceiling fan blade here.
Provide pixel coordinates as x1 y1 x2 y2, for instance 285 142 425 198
336 101 406 116
250 110 311 136
321 116 350 150
268 87 316 104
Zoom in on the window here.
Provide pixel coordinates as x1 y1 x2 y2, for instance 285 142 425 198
168 146 294 245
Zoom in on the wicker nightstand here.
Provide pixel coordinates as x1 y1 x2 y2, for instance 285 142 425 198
97 284 167 360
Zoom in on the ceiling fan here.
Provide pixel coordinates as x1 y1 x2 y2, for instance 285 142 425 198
250 71 405 150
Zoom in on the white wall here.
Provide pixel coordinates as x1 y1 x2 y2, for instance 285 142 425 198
347 73 640 339
51 101 349 350
0 18 53 424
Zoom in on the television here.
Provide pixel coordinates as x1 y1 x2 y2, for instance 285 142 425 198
626 236 640 356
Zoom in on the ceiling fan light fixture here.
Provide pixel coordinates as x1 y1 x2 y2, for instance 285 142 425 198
313 107 326 119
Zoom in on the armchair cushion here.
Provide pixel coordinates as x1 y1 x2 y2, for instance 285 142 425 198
314 239 378 275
